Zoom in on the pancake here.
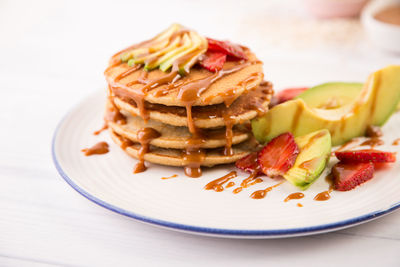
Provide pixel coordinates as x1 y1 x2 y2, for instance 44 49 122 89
108 110 250 149
101 24 272 177
105 50 263 107
112 82 273 129
110 129 258 167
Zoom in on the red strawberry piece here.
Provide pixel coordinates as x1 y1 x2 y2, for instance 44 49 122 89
206 38 247 60
257 133 299 177
275 87 308 105
332 162 374 191
199 51 226 72
335 149 396 163
235 152 260 174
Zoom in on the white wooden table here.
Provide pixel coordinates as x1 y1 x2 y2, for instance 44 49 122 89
1 0 400 266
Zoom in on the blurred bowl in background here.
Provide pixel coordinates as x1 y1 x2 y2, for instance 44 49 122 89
304 0 370 18
362 0 400 53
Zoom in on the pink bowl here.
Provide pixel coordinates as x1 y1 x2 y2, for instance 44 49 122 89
303 0 370 18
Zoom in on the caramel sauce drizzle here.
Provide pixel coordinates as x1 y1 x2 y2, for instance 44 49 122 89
183 132 206 177
360 137 384 148
105 86 127 125
298 158 319 171
250 180 285 199
81 142 109 156
392 138 400 146
223 114 234 156
355 125 384 148
104 32 264 177
106 62 255 176
314 174 334 201
161 174 178 180
202 72 264 107
106 79 146 120
365 125 383 138
314 190 332 201
115 64 142 82
284 192 305 202
232 168 264 194
336 138 361 152
177 61 253 134
93 123 108 136
120 135 134 150
204 171 238 192
226 181 235 188
110 36 160 64
233 187 243 194
133 127 161 173
241 169 263 188
302 131 327 152
297 203 303 207
178 62 259 175
291 104 303 135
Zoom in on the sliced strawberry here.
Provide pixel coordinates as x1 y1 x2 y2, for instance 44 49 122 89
257 133 299 177
235 152 259 173
206 38 247 60
275 87 308 105
199 51 226 72
335 149 396 163
332 162 374 191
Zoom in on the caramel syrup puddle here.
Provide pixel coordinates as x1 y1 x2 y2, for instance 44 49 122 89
314 190 332 201
250 180 285 199
284 192 305 202
204 171 238 192
161 174 178 180
314 174 334 201
297 203 303 207
233 187 243 194
226 181 235 188
392 138 400 145
81 142 109 156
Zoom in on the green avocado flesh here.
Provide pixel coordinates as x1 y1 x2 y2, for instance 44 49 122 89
120 24 207 73
283 130 331 190
297 82 363 109
252 65 400 146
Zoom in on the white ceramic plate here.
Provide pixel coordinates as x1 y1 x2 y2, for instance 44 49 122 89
52 58 400 238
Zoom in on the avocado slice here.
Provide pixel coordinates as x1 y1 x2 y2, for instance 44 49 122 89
283 129 331 190
297 82 363 109
139 37 181 68
177 35 208 75
159 31 204 72
121 23 182 62
252 65 400 146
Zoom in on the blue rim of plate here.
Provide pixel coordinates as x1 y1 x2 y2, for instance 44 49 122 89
52 106 400 238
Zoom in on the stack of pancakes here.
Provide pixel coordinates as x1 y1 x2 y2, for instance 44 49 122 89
104 31 273 177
